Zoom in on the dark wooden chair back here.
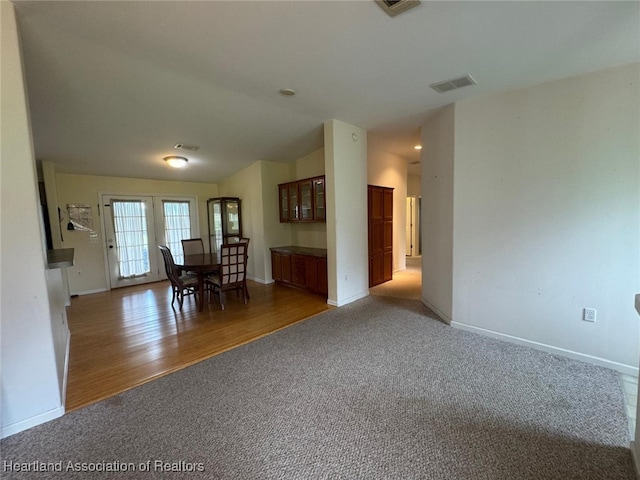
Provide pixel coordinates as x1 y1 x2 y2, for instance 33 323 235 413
206 242 248 310
181 238 204 256
158 245 197 309
219 243 247 285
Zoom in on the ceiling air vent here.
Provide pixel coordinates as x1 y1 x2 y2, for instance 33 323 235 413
376 0 421 17
430 75 477 93
173 143 200 152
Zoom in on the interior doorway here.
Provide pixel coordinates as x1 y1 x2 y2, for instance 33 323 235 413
370 195 422 300
406 195 421 257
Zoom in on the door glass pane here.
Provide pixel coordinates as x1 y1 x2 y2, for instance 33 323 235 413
224 200 240 235
112 200 150 278
163 201 191 265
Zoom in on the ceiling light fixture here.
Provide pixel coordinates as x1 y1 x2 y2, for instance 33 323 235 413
279 88 296 96
164 156 188 168
414 145 422 150
376 0 421 17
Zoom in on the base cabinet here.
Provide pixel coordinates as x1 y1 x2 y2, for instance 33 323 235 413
271 247 327 298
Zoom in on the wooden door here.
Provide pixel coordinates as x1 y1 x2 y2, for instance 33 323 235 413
368 185 393 287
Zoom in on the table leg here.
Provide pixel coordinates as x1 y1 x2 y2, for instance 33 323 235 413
197 272 205 312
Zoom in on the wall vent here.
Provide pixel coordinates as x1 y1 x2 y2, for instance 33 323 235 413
375 0 421 17
429 75 477 93
173 143 200 152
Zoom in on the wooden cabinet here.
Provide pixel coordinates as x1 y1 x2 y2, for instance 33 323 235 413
207 197 242 255
368 185 393 287
271 246 327 297
278 175 326 223
305 256 327 295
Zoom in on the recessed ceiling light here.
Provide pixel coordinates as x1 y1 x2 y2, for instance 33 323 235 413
279 88 296 96
414 145 422 150
164 156 188 168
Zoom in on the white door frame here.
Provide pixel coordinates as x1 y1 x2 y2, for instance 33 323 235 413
100 192 199 290
406 196 418 257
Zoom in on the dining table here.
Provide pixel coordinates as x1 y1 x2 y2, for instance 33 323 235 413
177 253 220 312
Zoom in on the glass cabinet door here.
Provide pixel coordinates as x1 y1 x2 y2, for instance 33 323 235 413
313 177 325 221
279 185 289 222
207 197 242 254
288 184 299 221
223 199 240 236
299 180 313 221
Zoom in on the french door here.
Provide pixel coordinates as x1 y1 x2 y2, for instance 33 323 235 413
102 194 198 289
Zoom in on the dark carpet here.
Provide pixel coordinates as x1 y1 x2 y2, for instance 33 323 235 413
1 296 634 479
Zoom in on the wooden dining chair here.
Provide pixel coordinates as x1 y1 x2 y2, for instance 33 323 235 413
238 237 251 300
205 242 248 310
181 238 204 256
158 245 198 310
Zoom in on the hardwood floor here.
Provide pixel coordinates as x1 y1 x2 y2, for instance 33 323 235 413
65 279 332 412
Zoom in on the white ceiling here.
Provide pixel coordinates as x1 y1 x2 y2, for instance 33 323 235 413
14 0 640 183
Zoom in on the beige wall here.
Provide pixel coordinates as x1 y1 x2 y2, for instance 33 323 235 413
1 0 63 437
219 162 265 281
294 148 325 178
55 173 218 294
325 120 369 306
452 63 640 371
260 161 292 282
367 142 408 272
421 105 455 322
290 147 327 249
407 174 421 197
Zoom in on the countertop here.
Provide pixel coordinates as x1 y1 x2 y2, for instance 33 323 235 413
270 245 327 258
47 248 75 269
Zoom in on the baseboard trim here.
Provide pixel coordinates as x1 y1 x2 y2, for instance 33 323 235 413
73 288 108 296
631 441 640 479
422 297 452 324
61 330 71 408
1 405 65 439
451 321 639 376
247 276 272 285
328 291 370 307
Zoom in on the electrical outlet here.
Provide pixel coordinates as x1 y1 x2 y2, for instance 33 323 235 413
583 308 597 322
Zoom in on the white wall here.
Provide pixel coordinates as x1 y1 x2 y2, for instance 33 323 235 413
55 173 218 294
452 63 640 372
367 141 408 272
1 1 63 437
421 105 455 322
325 120 369 306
